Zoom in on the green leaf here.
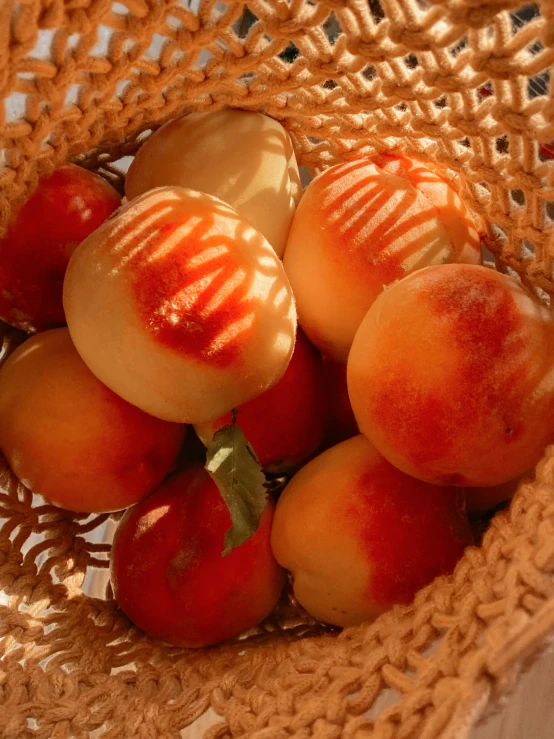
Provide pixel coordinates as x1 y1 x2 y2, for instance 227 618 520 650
205 422 268 556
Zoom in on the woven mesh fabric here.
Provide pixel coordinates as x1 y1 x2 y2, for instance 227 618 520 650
1 1 554 737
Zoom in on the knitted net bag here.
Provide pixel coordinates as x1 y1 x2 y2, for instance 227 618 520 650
2 1 554 737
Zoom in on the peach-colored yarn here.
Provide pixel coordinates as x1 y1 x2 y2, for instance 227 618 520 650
2 1 554 737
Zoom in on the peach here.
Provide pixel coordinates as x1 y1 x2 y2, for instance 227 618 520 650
370 153 481 265
110 464 285 648
0 328 186 512
283 157 481 361
348 264 554 487
321 358 359 449
0 164 120 332
126 109 302 256
194 330 326 474
63 187 297 423
271 435 473 627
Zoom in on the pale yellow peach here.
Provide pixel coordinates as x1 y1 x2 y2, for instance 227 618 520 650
126 109 302 256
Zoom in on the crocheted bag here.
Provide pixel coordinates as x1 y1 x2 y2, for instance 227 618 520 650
2 1 554 737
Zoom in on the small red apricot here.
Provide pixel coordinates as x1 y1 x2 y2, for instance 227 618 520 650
110 465 285 647
194 330 326 474
0 164 120 332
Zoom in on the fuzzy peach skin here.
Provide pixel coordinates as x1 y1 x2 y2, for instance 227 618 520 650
110 465 285 648
283 157 481 361
0 164 120 332
348 264 554 487
271 435 473 627
63 187 297 423
194 330 326 474
126 109 302 256
0 329 186 512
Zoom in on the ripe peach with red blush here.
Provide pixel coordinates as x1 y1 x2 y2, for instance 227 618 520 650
194 330 326 474
110 465 285 647
0 164 120 332
63 187 297 423
348 264 554 487
0 329 186 512
283 157 481 361
271 435 473 626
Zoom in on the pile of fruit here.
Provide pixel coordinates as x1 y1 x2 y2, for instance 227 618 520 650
1 108 552 648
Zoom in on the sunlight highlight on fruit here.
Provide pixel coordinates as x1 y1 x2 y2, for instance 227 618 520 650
126 108 302 256
283 157 481 361
64 187 297 423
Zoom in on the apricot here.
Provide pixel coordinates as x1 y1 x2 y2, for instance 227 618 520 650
126 109 302 256
348 264 554 487
110 464 284 648
321 358 359 449
194 330 326 474
283 157 481 361
0 164 120 332
0 329 186 512
63 187 297 423
271 435 472 627
370 153 481 265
